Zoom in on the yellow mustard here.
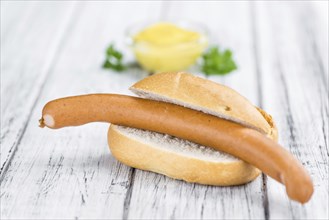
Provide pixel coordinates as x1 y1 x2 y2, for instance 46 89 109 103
132 23 207 72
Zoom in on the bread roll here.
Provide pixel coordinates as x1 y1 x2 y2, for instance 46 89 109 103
108 72 277 185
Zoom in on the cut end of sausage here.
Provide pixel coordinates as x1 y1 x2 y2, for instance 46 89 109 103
41 114 55 128
39 118 45 128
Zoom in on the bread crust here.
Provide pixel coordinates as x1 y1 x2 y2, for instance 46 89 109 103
126 72 279 186
130 72 272 134
108 125 261 186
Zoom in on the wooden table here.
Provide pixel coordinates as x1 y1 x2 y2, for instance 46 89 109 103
1 1 328 219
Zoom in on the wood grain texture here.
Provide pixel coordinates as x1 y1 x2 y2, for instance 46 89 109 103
0 1 77 177
0 1 328 219
254 1 328 219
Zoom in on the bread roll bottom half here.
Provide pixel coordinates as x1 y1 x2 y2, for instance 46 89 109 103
108 124 262 186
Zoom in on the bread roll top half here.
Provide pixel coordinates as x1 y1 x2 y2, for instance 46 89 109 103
130 72 277 139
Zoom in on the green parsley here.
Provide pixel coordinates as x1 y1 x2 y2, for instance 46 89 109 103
103 44 126 71
201 46 237 75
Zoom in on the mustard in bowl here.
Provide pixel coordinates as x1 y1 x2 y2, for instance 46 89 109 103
126 22 208 73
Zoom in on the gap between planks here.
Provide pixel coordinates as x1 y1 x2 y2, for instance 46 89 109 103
249 2 270 219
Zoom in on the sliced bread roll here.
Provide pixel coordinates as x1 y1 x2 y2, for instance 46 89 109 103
108 72 277 185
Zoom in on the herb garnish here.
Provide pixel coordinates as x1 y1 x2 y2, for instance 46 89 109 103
103 44 237 75
103 44 126 71
201 46 237 75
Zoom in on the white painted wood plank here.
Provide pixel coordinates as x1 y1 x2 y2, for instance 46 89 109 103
1 1 162 219
0 1 35 39
0 1 77 176
254 1 328 219
311 1 329 80
127 2 265 219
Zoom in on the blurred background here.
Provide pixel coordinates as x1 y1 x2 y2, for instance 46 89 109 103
1 1 328 102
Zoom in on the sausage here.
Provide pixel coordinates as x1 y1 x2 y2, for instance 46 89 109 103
40 94 313 203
